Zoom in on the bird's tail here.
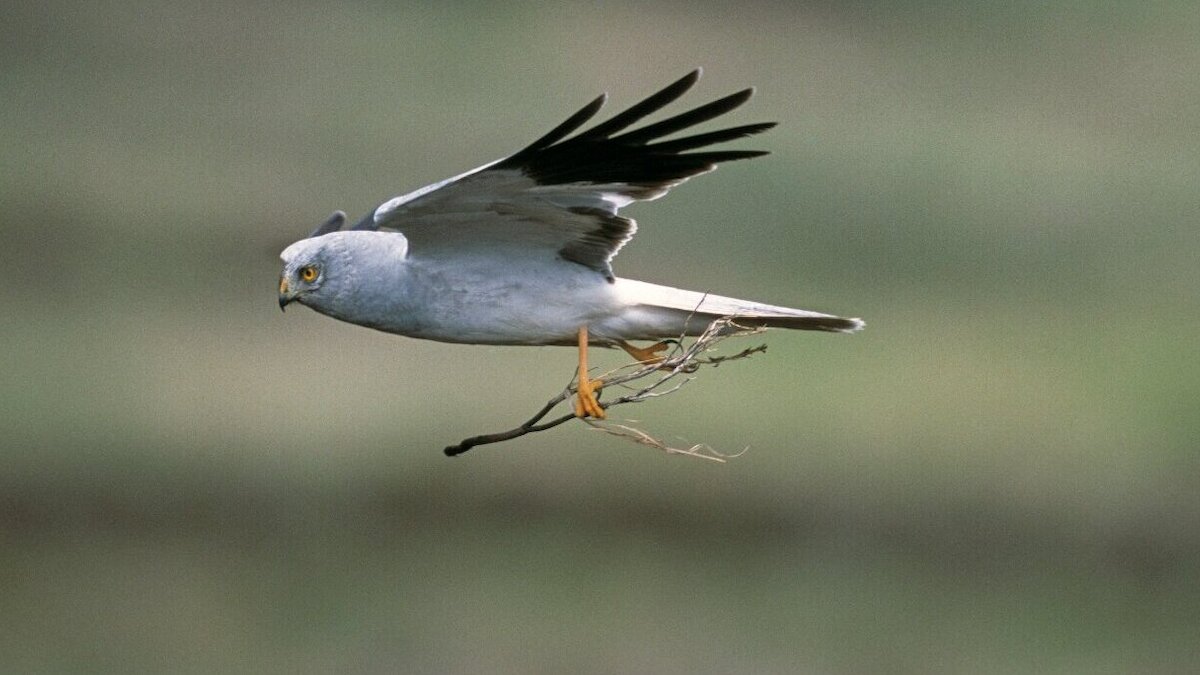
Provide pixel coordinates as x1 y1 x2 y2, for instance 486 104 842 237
605 279 863 340
730 312 863 332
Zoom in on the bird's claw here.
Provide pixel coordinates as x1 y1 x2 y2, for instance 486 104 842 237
619 339 678 368
574 376 606 419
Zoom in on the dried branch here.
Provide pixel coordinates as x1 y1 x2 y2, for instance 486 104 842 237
443 317 767 459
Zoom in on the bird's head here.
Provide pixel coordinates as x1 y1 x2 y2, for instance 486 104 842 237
278 236 337 311
278 230 409 314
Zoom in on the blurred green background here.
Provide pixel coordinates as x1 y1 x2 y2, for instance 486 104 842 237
3 1 1199 672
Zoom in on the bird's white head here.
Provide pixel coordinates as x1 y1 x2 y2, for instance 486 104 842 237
278 236 338 311
278 230 409 314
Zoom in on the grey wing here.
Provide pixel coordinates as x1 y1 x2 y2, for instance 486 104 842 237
330 69 777 281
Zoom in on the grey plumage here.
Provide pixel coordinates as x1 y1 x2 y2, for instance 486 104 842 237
278 69 863 348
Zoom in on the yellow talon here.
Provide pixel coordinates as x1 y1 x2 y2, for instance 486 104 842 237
575 325 606 419
618 339 674 365
574 375 605 419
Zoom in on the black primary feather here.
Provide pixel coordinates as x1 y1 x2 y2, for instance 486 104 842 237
571 70 701 141
495 70 774 191
501 93 608 166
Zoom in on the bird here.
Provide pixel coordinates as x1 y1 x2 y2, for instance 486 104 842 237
278 69 863 419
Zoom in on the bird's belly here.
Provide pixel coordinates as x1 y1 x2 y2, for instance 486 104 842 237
360 258 620 346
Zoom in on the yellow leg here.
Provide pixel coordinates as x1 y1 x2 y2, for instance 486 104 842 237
618 340 675 365
574 325 606 419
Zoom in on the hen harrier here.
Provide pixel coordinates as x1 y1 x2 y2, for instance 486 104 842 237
279 69 862 419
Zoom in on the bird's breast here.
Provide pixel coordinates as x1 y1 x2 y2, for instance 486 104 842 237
335 255 620 346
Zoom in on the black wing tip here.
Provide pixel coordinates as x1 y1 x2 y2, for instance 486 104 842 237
499 92 608 166
510 69 774 186
732 86 755 104
708 86 757 115
644 122 777 155
665 68 703 92
695 86 756 116
574 70 705 142
607 85 764 146
733 121 777 138
708 149 770 161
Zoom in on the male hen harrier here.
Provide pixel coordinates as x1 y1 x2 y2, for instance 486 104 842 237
279 69 862 419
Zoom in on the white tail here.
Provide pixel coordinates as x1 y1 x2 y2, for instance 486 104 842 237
603 279 864 340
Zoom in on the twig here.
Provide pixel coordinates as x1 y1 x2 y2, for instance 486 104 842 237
443 317 767 458
583 422 741 463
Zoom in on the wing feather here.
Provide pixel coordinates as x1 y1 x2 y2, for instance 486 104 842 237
503 93 608 162
356 70 774 280
609 88 757 145
555 69 700 142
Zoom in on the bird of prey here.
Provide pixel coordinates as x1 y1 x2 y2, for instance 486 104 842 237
278 69 862 419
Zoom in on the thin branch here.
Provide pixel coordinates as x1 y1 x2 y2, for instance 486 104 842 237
443 317 768 458
443 378 585 456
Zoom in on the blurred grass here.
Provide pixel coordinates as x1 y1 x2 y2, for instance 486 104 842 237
3 0 1200 672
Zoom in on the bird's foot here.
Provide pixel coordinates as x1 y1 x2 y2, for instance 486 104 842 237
574 325 606 419
574 374 606 419
618 340 677 367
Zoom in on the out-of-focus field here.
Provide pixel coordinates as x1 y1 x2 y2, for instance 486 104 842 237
3 1 1198 672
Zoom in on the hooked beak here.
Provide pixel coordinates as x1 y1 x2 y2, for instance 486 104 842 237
278 276 295 311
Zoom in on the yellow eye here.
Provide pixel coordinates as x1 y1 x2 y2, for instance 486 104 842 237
299 265 318 283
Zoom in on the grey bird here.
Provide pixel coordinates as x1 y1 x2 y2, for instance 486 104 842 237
278 69 862 418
